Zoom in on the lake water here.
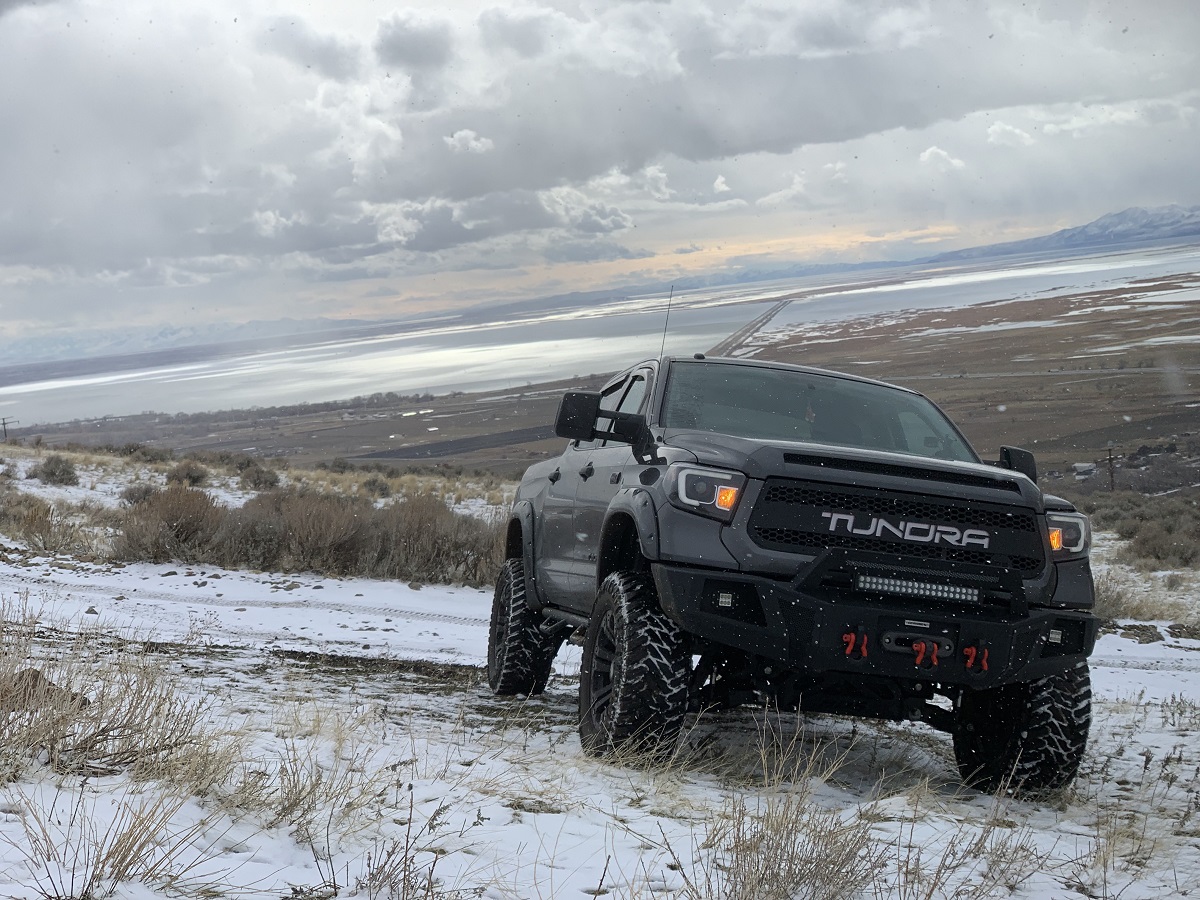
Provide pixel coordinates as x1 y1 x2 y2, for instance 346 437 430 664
3 242 1198 426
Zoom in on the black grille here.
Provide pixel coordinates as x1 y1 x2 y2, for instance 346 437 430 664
760 483 1038 533
749 479 1045 576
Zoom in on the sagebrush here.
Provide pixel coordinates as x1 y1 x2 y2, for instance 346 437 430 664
113 486 503 585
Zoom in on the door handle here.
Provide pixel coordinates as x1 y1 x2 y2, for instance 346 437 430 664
579 463 595 480
548 468 561 483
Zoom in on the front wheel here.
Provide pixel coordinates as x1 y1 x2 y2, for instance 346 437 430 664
953 661 1092 798
578 571 691 759
487 558 559 696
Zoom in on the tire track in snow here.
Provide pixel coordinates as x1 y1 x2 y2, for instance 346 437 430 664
1090 655 1200 674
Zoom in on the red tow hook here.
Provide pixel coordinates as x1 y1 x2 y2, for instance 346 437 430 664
912 640 939 668
842 627 869 660
963 644 990 674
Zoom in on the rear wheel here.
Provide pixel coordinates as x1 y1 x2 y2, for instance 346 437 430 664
487 558 559 696
953 662 1091 797
578 571 691 758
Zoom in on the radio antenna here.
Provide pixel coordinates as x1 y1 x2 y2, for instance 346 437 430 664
659 285 674 359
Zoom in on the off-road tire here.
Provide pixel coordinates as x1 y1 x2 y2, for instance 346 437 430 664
578 571 691 758
487 558 559 696
953 661 1091 797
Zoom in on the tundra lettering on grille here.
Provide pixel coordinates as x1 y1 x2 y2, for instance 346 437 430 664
821 511 991 549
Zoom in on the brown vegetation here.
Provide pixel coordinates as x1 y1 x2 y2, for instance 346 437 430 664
112 485 503 585
1073 490 1200 569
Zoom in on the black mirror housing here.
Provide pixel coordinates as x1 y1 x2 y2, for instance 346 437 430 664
609 410 648 445
555 391 602 441
999 446 1038 483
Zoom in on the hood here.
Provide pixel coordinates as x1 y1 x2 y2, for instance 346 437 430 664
659 429 1043 508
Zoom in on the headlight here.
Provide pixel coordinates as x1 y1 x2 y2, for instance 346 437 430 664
666 464 747 522
1047 511 1090 559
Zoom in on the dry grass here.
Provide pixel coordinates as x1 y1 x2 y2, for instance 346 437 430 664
1 597 471 896
8 582 1200 899
221 704 395 843
1091 567 1193 623
0 492 100 557
654 721 885 900
877 783 1052 900
1062 700 1200 898
3 444 511 587
1074 490 1200 570
4 783 235 900
0 600 244 789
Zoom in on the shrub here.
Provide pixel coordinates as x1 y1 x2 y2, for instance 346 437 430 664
17 502 89 555
1074 490 1200 570
166 460 208 487
28 454 79 486
109 484 504 586
211 500 288 571
116 443 173 464
279 492 371 574
239 463 279 491
364 491 503 585
112 485 222 563
119 484 160 507
361 475 391 498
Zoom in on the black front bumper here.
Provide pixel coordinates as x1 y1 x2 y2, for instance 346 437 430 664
653 561 1098 690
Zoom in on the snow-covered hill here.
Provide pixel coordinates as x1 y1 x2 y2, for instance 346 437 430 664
931 204 1200 262
2 458 1200 898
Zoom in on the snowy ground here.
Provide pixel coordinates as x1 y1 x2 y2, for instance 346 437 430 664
3 462 1200 898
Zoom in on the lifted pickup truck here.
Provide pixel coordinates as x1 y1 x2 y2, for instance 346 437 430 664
488 355 1097 796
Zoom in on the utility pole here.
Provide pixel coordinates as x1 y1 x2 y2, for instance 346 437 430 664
1106 441 1116 492
0 417 16 441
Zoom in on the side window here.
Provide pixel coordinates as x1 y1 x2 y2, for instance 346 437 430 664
594 377 630 448
616 374 647 415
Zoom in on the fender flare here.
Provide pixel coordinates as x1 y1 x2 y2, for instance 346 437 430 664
512 500 547 611
598 488 661 582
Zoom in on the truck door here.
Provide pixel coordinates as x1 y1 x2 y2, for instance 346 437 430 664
571 370 652 606
535 376 630 608
533 439 592 603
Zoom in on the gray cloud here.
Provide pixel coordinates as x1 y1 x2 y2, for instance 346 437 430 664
543 240 654 264
0 0 42 16
478 7 562 58
1 0 1198 344
259 17 363 82
374 11 454 71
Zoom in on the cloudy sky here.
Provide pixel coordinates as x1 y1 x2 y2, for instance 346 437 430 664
1 0 1198 346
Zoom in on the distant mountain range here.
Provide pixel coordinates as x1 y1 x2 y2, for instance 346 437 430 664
926 204 1200 262
482 204 1200 315
1 205 1197 371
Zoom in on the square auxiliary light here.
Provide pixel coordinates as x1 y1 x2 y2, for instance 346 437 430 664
857 574 980 603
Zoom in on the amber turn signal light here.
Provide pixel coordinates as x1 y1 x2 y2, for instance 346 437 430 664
716 485 740 511
1048 527 1064 551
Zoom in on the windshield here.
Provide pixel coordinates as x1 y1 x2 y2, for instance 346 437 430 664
659 361 977 463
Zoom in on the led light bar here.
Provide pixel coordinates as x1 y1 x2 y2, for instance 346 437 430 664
857 574 980 603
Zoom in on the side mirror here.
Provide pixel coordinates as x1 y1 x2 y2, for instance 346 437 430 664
999 446 1037 483
554 391 602 441
609 410 649 445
